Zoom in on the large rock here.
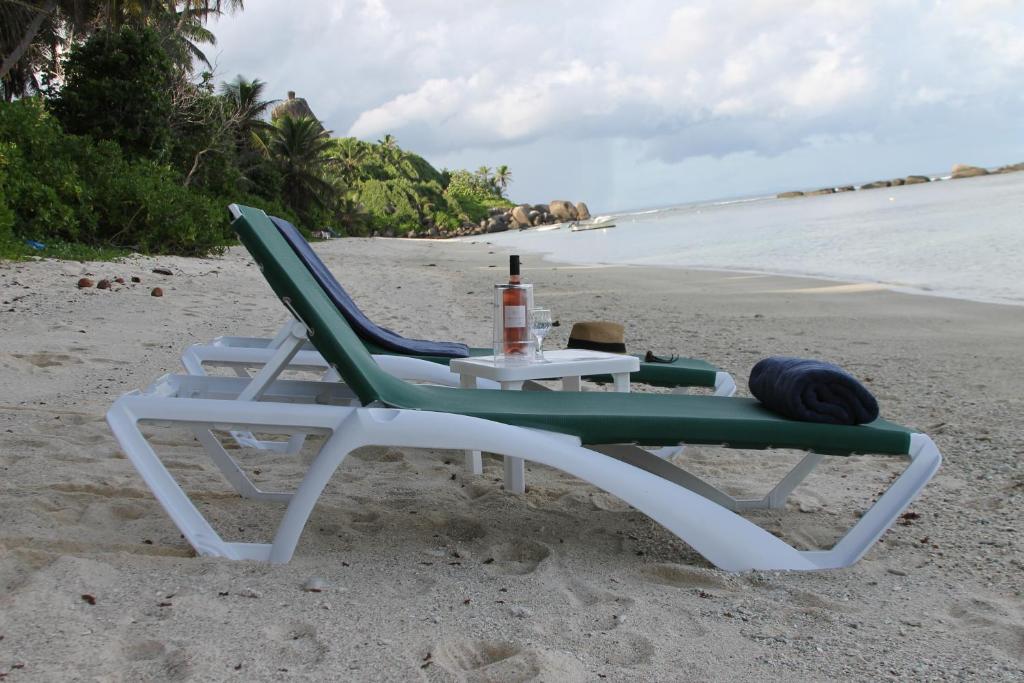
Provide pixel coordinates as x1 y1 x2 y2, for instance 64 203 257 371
951 164 988 178
835 186 855 192
904 175 930 185
807 188 834 195
271 91 321 127
549 200 578 221
777 191 804 199
994 162 1024 174
575 202 591 220
486 215 509 233
860 180 891 190
510 205 532 228
890 178 905 186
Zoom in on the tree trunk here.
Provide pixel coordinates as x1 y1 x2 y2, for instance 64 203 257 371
0 0 58 83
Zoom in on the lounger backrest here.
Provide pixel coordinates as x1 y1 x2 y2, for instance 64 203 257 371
231 205 422 406
269 216 470 359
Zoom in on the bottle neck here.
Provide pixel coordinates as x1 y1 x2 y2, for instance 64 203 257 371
509 274 521 285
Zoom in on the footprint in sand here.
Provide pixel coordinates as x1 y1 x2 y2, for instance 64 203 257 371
352 446 406 463
263 622 328 668
429 640 585 682
639 563 734 591
435 514 488 542
589 630 656 666
123 639 166 662
11 351 81 368
948 596 1024 660
559 577 635 632
347 510 385 534
483 539 551 576
430 641 539 682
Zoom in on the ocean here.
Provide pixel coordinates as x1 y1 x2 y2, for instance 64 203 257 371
470 172 1024 306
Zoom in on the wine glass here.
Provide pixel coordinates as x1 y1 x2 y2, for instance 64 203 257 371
531 308 553 360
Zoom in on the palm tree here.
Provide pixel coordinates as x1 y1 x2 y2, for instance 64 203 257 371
332 140 368 184
262 115 338 222
1 0 244 90
475 165 491 184
220 74 275 137
1 0 95 97
493 164 512 196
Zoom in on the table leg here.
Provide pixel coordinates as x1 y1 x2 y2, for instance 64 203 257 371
498 379 526 494
459 373 483 476
612 372 631 393
562 375 582 392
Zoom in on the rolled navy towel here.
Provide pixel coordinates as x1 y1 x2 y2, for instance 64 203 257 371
749 357 879 425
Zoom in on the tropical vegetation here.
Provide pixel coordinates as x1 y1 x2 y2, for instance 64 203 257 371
0 0 512 259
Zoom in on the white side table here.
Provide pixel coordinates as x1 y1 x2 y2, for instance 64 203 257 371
450 349 640 494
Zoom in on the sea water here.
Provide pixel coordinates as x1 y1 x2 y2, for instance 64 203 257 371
472 172 1024 306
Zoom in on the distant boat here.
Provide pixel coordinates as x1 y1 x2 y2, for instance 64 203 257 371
570 221 617 232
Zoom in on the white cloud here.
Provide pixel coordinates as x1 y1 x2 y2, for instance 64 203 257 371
210 0 1024 206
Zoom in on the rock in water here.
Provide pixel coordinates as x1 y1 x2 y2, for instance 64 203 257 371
904 175 930 185
860 180 891 190
951 164 988 179
575 202 591 220
511 205 532 228
549 200 578 221
777 191 804 199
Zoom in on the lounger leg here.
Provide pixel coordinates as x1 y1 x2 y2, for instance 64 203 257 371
229 322 310 454
192 428 292 503
597 446 824 511
802 434 942 569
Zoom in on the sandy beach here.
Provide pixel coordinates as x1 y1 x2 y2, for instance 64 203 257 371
0 237 1021 681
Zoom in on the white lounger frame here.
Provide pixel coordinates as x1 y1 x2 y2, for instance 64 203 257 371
106 370 941 572
185 319 738 398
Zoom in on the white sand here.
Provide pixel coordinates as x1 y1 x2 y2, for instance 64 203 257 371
0 238 1021 681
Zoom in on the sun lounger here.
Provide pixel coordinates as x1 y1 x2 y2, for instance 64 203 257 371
105 205 942 571
182 214 736 397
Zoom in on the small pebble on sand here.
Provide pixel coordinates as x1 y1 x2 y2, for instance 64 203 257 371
77 278 94 288
151 287 164 297
302 577 329 593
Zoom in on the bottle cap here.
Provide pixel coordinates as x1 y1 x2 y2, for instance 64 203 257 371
510 254 520 276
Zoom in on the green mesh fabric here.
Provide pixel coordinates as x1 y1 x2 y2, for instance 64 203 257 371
231 205 912 455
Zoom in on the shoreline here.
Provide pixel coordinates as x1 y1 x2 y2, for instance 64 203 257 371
457 237 1024 309
1 237 1021 680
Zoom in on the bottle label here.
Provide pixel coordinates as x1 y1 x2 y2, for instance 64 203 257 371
504 305 526 328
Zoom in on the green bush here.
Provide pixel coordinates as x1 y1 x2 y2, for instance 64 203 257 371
0 143 17 255
443 170 514 223
49 26 175 160
0 98 233 256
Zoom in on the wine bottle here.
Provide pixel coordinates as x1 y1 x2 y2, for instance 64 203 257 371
503 255 529 357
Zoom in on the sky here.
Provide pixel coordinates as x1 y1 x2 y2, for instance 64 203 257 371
210 0 1024 212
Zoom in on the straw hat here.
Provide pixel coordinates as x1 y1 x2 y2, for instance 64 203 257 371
567 321 626 353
